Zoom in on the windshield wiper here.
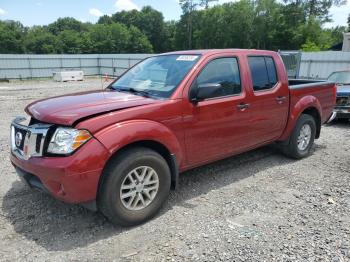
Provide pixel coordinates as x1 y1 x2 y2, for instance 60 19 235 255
115 87 152 98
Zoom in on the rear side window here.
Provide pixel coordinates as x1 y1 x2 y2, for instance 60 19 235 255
248 56 278 91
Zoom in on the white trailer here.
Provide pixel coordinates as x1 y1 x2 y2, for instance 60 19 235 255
53 71 84 82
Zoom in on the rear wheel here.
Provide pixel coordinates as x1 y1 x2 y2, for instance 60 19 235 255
98 147 171 226
281 114 316 159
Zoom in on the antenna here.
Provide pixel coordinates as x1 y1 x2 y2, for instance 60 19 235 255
101 73 109 90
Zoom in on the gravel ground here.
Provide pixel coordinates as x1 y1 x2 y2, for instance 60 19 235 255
0 78 349 261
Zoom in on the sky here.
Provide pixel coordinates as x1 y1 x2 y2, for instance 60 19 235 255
0 0 348 28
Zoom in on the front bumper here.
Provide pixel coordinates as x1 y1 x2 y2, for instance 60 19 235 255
11 138 110 204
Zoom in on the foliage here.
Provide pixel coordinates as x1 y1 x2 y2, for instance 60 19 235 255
24 26 58 54
301 39 321 52
0 1 348 54
163 21 177 51
57 30 84 54
187 1 255 49
301 40 322 51
127 26 153 53
177 0 347 51
200 0 218 9
283 0 347 22
0 20 25 53
86 23 152 53
179 0 202 49
47 17 88 35
100 6 168 52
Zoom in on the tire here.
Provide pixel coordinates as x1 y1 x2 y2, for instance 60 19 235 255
281 114 316 159
98 147 171 226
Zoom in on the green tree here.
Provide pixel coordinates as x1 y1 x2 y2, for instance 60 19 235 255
177 1 255 50
179 0 199 49
252 0 281 49
137 6 166 52
57 30 84 54
127 26 153 53
0 20 25 53
48 17 86 35
307 0 346 22
163 21 177 51
87 23 128 53
0 0 349 54
283 0 347 22
98 15 113 25
178 0 258 50
86 23 152 53
108 6 167 52
222 1 255 48
271 3 306 50
111 10 141 27
301 40 321 51
200 0 218 9
23 26 58 54
296 16 336 50
327 26 347 44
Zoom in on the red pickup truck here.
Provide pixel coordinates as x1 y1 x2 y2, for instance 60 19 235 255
10 49 336 226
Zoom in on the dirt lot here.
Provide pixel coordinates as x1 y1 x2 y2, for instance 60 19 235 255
0 78 349 261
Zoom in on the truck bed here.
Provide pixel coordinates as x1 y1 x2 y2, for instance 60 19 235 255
288 79 335 124
289 79 334 90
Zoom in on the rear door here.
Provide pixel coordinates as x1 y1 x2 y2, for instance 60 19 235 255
246 56 289 144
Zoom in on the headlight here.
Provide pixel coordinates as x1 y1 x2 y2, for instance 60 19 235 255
47 127 92 154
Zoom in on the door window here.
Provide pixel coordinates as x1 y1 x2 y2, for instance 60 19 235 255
195 57 241 99
248 56 278 91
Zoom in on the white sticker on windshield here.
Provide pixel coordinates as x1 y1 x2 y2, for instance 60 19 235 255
176 55 199 61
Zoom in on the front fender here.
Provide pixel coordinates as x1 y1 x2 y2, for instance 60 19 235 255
279 95 322 141
94 119 184 165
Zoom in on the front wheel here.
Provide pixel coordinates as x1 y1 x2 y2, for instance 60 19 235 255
281 114 316 159
98 147 171 226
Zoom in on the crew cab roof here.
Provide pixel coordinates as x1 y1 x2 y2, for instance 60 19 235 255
162 49 278 56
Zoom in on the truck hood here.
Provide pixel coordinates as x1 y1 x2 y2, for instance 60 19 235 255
337 85 350 95
25 90 160 126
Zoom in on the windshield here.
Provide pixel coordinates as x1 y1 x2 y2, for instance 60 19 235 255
111 54 201 98
327 71 350 85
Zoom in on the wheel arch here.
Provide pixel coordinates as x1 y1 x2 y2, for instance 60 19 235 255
301 107 321 138
279 95 322 141
97 139 179 204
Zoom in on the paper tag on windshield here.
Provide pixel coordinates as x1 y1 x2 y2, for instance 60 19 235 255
176 55 198 61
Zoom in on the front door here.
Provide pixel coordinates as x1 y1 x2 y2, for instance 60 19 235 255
183 56 252 166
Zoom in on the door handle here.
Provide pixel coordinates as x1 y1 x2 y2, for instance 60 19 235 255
276 96 287 103
237 103 250 110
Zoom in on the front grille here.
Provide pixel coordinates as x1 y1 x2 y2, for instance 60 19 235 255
35 134 43 153
13 126 27 151
11 116 52 160
337 96 349 106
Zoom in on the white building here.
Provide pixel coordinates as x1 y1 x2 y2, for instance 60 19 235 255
342 32 350 52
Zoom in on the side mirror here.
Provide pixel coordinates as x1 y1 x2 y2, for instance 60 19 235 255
190 83 222 103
